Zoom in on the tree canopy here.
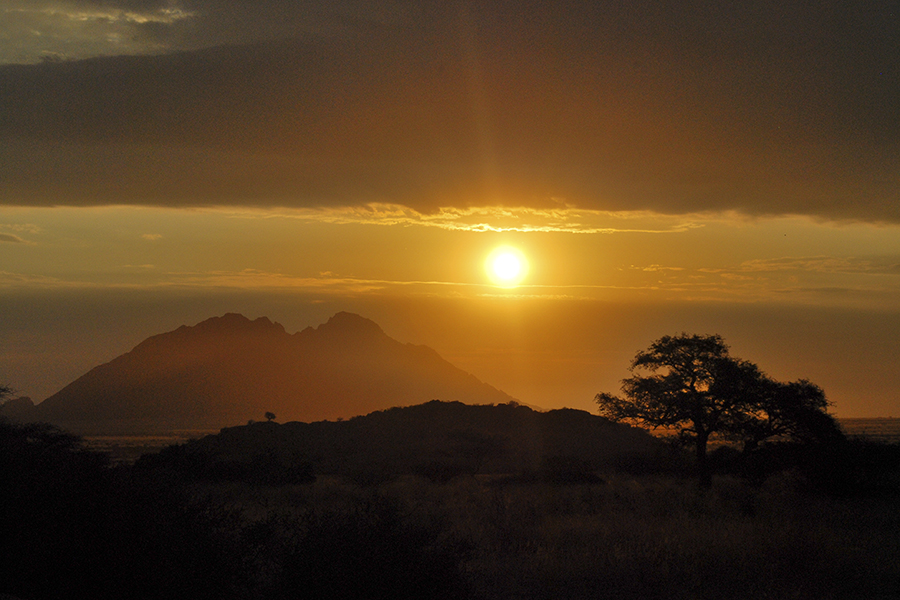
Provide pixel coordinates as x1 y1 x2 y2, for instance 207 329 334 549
596 333 842 486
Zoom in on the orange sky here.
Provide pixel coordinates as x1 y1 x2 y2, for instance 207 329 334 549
1 205 898 417
1 1 898 417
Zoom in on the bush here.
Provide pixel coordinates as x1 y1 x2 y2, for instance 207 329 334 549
0 420 245 600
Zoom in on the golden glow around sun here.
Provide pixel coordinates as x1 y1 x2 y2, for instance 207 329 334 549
485 246 529 287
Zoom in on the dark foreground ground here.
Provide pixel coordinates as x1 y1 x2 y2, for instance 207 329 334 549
3 418 900 600
187 471 900 600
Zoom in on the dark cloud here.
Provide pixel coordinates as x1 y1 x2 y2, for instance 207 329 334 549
0 1 897 220
0 233 26 243
35 0 416 52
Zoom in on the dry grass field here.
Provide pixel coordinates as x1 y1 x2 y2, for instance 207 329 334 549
195 471 900 600
5 416 900 600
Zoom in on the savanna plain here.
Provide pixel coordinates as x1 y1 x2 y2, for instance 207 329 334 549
3 411 900 600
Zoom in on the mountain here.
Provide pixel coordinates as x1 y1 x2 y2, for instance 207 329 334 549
19 312 518 434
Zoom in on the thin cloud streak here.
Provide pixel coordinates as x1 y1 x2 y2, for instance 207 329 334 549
0 223 41 242
701 257 900 276
737 257 900 276
0 271 70 286
3 264 893 310
219 204 708 234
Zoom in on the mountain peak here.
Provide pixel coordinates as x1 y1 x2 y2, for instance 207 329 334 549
316 311 385 338
131 313 286 354
28 310 518 433
193 313 283 334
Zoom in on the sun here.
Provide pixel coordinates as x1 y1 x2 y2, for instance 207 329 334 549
485 246 529 287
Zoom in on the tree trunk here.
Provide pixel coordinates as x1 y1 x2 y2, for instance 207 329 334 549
696 433 711 488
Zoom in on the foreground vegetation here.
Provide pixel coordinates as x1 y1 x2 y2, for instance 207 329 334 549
200 472 900 600
3 415 900 600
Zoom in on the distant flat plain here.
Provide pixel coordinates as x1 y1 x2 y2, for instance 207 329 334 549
81 418 900 466
83 430 218 465
838 418 900 443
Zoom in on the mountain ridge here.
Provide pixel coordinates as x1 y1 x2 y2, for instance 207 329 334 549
13 312 518 434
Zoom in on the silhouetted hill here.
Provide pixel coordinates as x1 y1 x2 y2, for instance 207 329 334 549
139 400 669 483
19 313 518 434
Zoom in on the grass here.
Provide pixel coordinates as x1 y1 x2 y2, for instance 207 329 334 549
196 472 900 600
449 476 897 599
5 418 899 599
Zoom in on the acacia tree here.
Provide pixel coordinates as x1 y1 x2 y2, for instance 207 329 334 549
595 333 840 486
727 378 844 452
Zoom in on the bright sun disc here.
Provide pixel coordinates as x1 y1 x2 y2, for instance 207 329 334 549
486 247 529 287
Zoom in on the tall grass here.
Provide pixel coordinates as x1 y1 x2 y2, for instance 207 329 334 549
381 473 898 600
5 416 899 599
210 473 900 600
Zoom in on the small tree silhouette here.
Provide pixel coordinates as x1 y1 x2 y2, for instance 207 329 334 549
265 412 277 422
